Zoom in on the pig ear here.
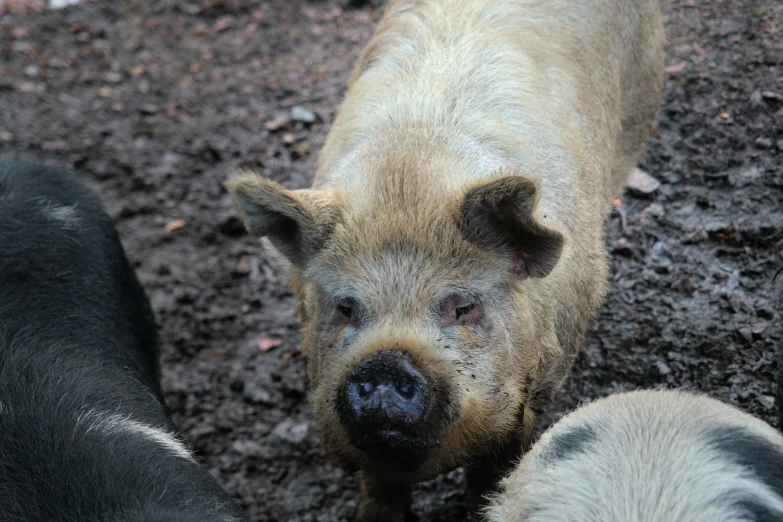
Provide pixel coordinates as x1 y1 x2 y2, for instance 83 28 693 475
457 176 564 278
226 170 341 267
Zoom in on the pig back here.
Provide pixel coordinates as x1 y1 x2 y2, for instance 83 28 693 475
315 0 664 212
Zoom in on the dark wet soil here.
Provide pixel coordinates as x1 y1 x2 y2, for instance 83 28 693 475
1 0 781 520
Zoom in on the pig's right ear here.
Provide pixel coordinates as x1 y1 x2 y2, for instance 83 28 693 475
457 175 564 279
226 170 341 267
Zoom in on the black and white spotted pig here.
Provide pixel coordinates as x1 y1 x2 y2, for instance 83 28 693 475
485 389 783 522
0 161 247 522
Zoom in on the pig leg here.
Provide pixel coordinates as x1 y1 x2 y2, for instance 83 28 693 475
465 406 536 516
356 476 416 522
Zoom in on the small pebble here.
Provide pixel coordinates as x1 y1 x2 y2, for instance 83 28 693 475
625 168 661 197
290 105 317 123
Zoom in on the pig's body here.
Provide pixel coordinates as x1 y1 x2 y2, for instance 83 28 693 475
486 390 783 522
230 0 664 519
0 161 247 522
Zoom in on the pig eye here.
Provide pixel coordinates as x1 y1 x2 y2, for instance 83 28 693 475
336 298 357 323
441 295 482 326
455 303 476 320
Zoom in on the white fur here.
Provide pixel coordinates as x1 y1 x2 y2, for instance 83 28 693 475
38 200 81 230
486 390 783 522
75 410 194 462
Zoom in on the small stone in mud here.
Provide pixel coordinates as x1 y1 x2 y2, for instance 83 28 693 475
751 320 769 337
681 228 708 244
272 419 309 444
139 103 160 115
290 105 317 123
265 113 291 131
625 168 661 197
729 165 761 187
757 395 775 410
243 383 273 405
755 137 772 149
231 439 263 457
673 277 697 296
640 202 665 221
656 360 672 376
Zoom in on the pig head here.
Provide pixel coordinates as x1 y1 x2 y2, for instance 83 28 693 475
227 134 588 487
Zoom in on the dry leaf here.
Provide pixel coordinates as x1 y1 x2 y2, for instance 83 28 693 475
215 15 234 32
265 114 290 132
165 219 186 232
664 61 687 74
258 336 283 352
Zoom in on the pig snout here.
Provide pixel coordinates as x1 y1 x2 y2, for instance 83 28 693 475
345 350 429 429
338 349 441 472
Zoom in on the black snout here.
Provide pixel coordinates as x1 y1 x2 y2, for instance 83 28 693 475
338 350 451 472
344 350 428 430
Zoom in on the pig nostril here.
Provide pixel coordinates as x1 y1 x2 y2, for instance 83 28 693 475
359 377 377 398
343 351 430 430
395 379 415 399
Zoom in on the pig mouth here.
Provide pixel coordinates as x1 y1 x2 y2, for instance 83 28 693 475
349 427 441 473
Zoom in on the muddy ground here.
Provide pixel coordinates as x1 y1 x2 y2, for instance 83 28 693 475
1 0 781 520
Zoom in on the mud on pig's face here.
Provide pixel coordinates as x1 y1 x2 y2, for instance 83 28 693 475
228 171 564 481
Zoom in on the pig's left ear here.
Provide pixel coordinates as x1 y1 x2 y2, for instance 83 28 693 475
457 176 564 279
226 170 341 267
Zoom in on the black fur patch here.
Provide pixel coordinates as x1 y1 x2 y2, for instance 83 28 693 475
735 500 783 522
0 161 247 522
540 424 597 462
710 425 783 521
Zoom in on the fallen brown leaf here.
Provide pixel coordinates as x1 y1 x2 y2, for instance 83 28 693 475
265 114 290 132
215 15 234 32
258 336 283 352
165 219 186 232
664 61 687 74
